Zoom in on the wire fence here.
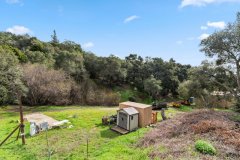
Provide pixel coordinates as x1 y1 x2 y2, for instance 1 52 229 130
43 127 146 160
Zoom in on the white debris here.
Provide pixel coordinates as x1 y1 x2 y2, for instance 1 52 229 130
68 125 74 128
52 120 69 127
30 122 37 136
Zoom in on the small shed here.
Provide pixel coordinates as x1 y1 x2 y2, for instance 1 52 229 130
117 107 139 131
119 101 152 127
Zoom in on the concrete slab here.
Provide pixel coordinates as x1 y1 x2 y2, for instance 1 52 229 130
24 113 59 127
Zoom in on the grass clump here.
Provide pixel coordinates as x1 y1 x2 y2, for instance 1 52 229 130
195 140 216 155
179 105 192 112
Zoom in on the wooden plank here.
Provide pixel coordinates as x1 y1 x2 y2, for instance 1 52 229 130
111 125 129 134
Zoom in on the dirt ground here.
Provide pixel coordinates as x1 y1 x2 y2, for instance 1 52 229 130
138 110 240 160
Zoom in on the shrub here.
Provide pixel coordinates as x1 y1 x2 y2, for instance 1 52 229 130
179 105 192 112
22 64 73 105
128 96 136 102
86 88 120 106
195 140 216 155
70 79 120 106
70 82 86 104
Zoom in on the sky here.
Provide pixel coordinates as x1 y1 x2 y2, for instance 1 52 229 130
0 0 240 65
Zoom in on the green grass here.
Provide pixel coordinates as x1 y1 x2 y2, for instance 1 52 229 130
195 140 216 155
0 106 159 160
179 105 193 112
229 113 240 122
0 105 191 160
115 87 152 104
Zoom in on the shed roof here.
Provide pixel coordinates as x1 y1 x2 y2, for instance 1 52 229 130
121 107 139 115
119 101 152 109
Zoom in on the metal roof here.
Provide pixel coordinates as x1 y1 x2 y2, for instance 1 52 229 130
121 107 139 115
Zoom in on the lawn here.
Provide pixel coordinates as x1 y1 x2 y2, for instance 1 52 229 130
0 106 186 160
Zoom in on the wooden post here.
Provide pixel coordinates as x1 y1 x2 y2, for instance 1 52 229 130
19 97 25 145
161 108 167 120
0 124 20 147
0 94 25 147
16 127 20 141
86 137 89 159
46 128 51 159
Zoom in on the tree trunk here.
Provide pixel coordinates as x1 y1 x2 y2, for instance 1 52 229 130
236 61 240 91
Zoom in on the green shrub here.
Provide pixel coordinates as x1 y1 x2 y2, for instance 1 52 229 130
195 140 216 155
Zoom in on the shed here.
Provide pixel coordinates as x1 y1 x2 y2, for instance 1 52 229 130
117 107 139 131
119 101 152 127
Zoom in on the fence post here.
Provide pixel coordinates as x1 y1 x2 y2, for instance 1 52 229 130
138 130 140 139
46 128 51 160
86 137 89 159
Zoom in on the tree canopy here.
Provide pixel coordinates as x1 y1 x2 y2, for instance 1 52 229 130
200 12 240 111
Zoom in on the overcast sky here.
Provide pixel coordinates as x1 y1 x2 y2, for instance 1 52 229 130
1 0 240 65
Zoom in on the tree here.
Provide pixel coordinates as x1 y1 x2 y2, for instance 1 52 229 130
55 50 86 82
144 57 180 96
25 50 55 67
125 54 146 90
180 61 231 108
59 40 82 52
51 30 59 44
144 75 162 100
99 55 126 86
83 52 101 79
0 45 27 63
0 45 26 104
29 38 46 52
200 12 240 111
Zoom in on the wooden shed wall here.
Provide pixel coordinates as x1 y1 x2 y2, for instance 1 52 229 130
119 102 152 127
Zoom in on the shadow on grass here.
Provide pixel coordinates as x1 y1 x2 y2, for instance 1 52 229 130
95 123 117 128
0 111 18 118
95 122 121 138
100 128 120 139
95 123 107 128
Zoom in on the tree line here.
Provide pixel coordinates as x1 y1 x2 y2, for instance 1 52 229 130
0 31 190 106
1 12 240 112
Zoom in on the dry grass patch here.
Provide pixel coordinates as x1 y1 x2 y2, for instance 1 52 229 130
138 109 240 159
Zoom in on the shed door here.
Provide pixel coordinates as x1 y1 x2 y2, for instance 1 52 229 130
118 112 128 130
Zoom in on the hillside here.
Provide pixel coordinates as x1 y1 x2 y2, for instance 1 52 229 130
0 32 190 106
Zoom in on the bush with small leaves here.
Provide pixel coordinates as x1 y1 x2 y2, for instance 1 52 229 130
195 140 216 155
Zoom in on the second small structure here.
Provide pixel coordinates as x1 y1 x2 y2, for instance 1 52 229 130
117 107 139 131
119 101 152 127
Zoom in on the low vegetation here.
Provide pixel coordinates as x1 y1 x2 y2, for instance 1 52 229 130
139 110 240 159
0 106 192 160
195 140 216 155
